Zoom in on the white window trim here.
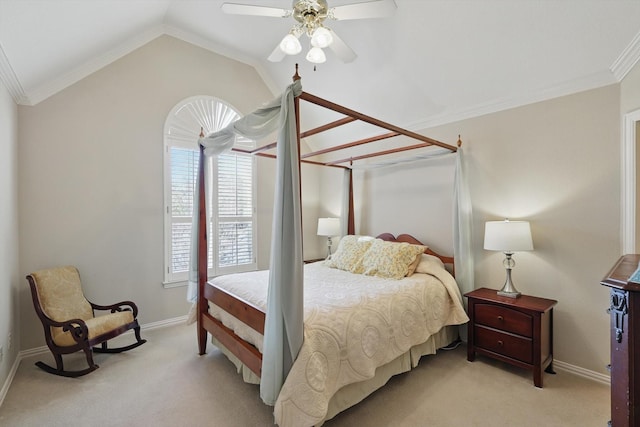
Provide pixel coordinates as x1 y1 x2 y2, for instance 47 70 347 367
163 96 257 286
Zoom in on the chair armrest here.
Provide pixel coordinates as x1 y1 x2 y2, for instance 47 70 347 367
89 301 139 318
41 315 90 344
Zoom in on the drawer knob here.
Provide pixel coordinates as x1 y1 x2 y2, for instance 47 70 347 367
497 340 504 347
497 315 504 321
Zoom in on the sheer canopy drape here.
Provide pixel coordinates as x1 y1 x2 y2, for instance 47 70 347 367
453 147 474 296
345 147 474 297
188 79 304 405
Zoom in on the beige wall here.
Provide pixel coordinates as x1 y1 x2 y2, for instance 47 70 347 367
325 84 621 374
17 35 322 350
12 33 640 375
0 79 19 386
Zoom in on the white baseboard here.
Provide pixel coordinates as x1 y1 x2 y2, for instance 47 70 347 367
0 352 21 410
141 315 188 331
553 359 611 385
0 315 188 408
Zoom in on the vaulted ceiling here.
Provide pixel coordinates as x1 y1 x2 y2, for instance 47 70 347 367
1 0 640 136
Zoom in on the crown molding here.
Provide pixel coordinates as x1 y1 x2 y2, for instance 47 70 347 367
611 29 640 81
22 26 166 106
0 42 27 104
9 25 637 112
406 70 618 132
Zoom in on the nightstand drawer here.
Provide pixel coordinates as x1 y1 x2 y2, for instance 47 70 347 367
475 303 533 337
475 325 533 364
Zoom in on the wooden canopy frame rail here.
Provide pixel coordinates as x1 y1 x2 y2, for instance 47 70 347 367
231 67 458 170
196 66 459 376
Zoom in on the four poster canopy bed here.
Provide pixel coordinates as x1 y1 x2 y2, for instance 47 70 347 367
191 67 472 427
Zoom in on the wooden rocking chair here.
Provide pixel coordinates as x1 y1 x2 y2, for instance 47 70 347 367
26 266 146 377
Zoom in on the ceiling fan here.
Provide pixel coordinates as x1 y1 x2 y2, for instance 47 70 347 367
221 0 396 64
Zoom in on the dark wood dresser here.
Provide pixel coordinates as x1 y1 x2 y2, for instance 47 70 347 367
465 287 557 387
601 255 640 427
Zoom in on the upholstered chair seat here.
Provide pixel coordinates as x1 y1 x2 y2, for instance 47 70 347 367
27 265 146 377
52 311 135 347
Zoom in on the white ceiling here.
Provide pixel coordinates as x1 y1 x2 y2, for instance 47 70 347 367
1 0 640 139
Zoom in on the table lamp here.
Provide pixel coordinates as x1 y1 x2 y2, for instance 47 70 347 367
317 218 341 259
484 219 533 298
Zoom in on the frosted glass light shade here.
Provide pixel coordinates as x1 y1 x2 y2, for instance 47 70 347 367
280 34 302 55
306 46 326 63
317 218 340 237
311 27 333 48
484 220 533 252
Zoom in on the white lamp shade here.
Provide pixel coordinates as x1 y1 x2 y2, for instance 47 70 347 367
311 27 333 48
484 220 533 252
306 46 326 64
317 218 340 237
280 33 302 55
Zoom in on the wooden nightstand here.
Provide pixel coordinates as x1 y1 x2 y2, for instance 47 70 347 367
465 287 557 387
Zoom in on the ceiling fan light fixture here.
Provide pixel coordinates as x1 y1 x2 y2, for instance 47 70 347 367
280 33 302 55
310 26 333 48
306 46 326 64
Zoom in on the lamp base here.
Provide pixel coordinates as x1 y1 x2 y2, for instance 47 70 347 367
325 236 333 260
497 289 521 298
497 255 521 298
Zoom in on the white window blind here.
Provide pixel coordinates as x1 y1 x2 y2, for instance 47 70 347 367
163 96 257 285
214 153 255 272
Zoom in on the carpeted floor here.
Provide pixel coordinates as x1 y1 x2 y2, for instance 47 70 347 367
0 323 609 426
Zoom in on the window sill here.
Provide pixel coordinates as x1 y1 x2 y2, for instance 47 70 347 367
162 280 187 289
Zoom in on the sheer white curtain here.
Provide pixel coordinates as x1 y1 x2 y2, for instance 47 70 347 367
343 147 474 295
260 82 304 405
187 79 304 405
453 148 474 294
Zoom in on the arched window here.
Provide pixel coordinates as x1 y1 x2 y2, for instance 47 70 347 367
163 96 257 285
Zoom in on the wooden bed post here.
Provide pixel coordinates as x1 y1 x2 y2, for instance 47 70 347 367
197 128 208 355
348 168 355 235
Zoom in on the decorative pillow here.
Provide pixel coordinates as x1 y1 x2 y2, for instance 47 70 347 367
361 239 426 279
414 254 446 274
325 235 374 273
405 251 424 277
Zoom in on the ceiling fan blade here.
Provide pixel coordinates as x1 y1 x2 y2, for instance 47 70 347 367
221 3 290 18
327 29 357 63
330 0 396 21
268 43 287 62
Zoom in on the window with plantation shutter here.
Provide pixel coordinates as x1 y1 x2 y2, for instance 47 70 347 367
163 96 257 285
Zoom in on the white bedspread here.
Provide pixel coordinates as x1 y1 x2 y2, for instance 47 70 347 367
208 261 469 427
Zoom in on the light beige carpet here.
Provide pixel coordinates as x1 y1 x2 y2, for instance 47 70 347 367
0 323 609 426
